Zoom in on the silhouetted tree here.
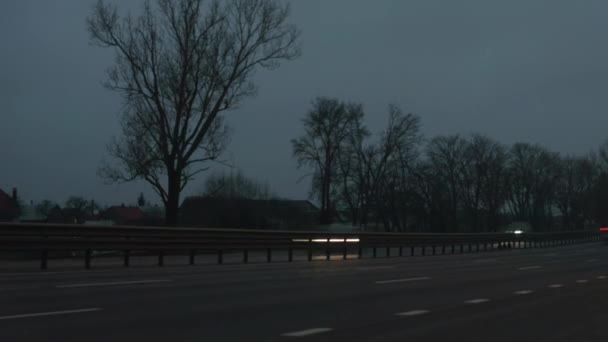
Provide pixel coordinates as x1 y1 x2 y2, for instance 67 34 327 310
426 135 468 232
292 98 363 224
201 170 275 200
460 134 508 232
35 200 57 219
505 143 560 231
338 105 421 231
137 192 146 207
89 0 301 226
64 196 89 212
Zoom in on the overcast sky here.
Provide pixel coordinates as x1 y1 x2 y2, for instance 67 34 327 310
2 0 608 206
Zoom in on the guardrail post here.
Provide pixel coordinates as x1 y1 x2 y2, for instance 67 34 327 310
422 246 426 256
386 247 391 258
189 250 196 265
358 246 363 259
326 247 331 261
158 251 164 267
476 243 480 253
373 247 377 258
85 250 92 270
468 244 472 253
483 243 487 251
411 246 415 256
460 244 464 254
267 248 272 263
343 243 348 260
124 250 130 267
40 250 48 270
217 250 223 264
288 247 294 262
399 246 403 257
243 249 249 264
442 245 446 255
308 247 313 261
432 245 436 255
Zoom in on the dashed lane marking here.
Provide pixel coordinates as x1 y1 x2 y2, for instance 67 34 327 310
518 266 542 270
395 310 430 317
465 298 490 304
56 280 172 288
0 308 101 320
281 328 333 337
514 290 533 295
375 277 430 285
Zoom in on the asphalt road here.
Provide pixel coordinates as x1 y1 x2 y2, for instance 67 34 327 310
0 242 607 341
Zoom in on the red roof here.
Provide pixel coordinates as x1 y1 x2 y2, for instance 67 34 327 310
102 206 145 222
0 189 14 211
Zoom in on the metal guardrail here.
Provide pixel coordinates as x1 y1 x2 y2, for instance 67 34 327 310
0 223 600 270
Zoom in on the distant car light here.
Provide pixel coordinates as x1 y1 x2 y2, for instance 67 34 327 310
600 227 608 232
513 230 523 235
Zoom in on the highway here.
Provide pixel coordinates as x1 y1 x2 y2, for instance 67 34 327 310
0 242 607 341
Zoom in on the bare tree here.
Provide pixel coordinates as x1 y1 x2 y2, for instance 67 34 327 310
505 143 560 231
88 0 300 225
426 135 467 232
598 139 608 172
361 107 421 231
201 169 275 200
64 196 90 212
555 156 598 230
292 98 363 224
35 200 57 219
336 111 369 227
460 134 508 232
334 105 421 231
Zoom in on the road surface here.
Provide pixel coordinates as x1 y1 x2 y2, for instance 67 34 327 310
0 242 606 341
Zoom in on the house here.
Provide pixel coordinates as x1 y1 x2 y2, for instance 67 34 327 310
0 188 19 222
98 205 145 225
179 197 319 230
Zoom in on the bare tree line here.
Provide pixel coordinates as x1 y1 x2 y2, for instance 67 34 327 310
293 97 608 232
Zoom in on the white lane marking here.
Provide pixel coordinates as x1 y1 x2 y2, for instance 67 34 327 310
465 298 489 304
56 279 171 288
597 276 607 280
576 279 588 284
356 266 395 271
396 310 430 317
375 277 431 285
548 284 563 288
514 290 533 295
281 328 333 337
474 259 497 263
0 308 101 320
519 266 542 270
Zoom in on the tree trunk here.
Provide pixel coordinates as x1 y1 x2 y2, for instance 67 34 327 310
165 172 181 227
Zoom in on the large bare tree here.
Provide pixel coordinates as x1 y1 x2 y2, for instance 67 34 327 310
88 0 300 225
292 98 363 224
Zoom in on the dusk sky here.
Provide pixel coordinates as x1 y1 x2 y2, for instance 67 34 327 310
2 0 608 206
